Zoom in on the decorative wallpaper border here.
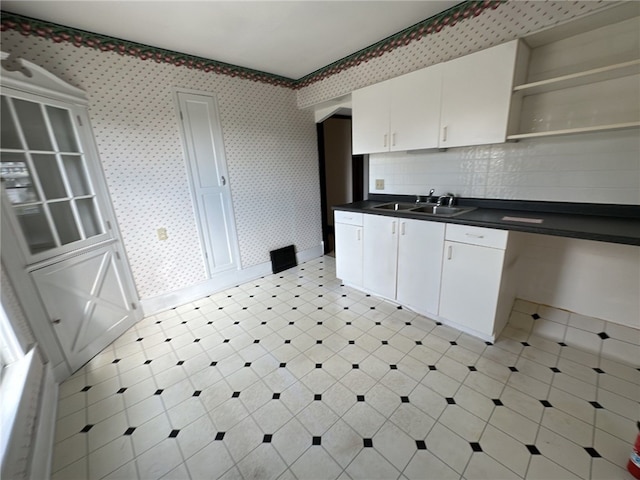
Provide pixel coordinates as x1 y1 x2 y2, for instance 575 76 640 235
0 0 502 90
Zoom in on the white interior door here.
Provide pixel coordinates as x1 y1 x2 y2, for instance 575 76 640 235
176 91 239 276
31 243 138 372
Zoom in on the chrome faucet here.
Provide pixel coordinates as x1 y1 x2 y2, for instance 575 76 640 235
417 189 435 204
437 193 456 207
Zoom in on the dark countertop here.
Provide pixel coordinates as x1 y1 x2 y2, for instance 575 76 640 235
333 196 640 246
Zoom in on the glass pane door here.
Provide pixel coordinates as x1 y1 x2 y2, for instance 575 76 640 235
0 94 106 258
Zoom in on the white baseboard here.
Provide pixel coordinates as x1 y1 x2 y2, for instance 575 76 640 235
141 245 324 316
29 365 57 480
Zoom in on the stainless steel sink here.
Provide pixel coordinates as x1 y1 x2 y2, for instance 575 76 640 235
411 205 475 217
373 202 418 211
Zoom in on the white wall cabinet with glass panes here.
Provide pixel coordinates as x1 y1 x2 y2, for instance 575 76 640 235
0 52 142 379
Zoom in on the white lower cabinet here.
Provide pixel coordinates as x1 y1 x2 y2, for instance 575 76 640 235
363 214 398 299
334 211 363 287
439 224 513 339
396 219 445 316
335 211 515 341
362 214 445 315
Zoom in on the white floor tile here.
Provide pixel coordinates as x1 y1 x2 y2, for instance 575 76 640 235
289 444 342 480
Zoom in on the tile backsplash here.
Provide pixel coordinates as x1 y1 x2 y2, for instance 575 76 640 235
369 129 640 204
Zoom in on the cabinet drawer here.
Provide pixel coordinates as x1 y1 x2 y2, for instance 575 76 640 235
334 211 363 226
445 224 508 249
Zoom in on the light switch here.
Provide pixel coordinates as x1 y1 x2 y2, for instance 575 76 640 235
375 179 385 190
157 227 168 241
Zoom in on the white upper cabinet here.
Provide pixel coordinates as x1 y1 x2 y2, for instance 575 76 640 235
389 65 442 151
352 81 391 154
439 40 521 148
352 66 442 154
352 40 521 153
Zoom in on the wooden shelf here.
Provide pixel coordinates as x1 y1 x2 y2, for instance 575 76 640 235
513 60 640 96
507 122 640 140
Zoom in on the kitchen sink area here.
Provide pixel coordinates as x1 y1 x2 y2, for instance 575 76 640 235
371 202 476 217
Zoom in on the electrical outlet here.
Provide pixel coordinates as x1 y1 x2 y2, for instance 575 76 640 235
157 227 168 241
375 179 385 190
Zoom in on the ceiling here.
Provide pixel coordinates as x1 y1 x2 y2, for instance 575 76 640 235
2 1 460 79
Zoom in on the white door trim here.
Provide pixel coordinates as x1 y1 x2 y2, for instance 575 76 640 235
173 87 241 277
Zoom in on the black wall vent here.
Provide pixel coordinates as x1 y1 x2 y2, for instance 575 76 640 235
270 245 297 274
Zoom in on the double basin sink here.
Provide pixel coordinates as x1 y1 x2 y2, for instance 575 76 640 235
371 202 476 217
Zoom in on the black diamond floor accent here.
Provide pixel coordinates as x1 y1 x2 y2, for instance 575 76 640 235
273 393 280 400
526 445 541 455
390 365 397 370
316 364 322 368
531 313 540 320
210 362 218 367
112 359 121 364
316 340 322 344
405 322 412 326
346 322 352 326
584 447 601 458
540 400 553 407
154 389 163 395
416 341 423 345
314 394 322 401
144 360 152 365
232 392 240 398
357 395 365 402
363 438 373 448
468 366 477 372
124 427 136 435
348 340 355 345
223 339 230 343
375 322 381 325
80 425 94 433
509 366 518 372
450 341 457 346
401 396 410 403
352 364 359 369
593 368 605 374
279 363 286 368
381 340 388 345
428 365 437 371
244 362 252 367
284 340 291 344
215 432 225 441
558 342 567 347
263 434 273 443
589 401 603 409
81 386 92 392
485 341 493 346
137 337 144 341
253 339 260 344
312 436 321 446
193 390 202 397
370 307 375 310
397 306 403 310
436 322 442 326
549 367 560 373
446 397 456 405
165 338 172 342
470 442 482 452
416 440 427 450
177 361 184 366
117 388 127 394
597 332 609 340
521 342 530 347
492 399 503 406
194 338 200 343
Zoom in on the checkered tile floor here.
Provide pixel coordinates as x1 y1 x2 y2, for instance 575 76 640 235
52 256 639 479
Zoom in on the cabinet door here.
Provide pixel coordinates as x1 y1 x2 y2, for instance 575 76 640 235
363 214 398 299
396 219 445 316
440 41 518 148
439 241 505 337
31 243 139 372
335 222 363 287
390 65 442 151
352 81 391 154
